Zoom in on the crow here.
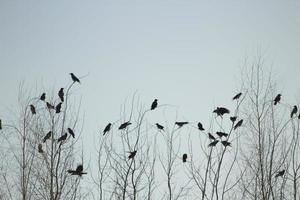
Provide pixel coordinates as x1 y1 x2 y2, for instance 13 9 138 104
155 123 164 131
182 153 187 163
216 131 228 138
30 104 36 114
57 133 68 143
275 170 285 178
40 93 46 101
208 133 216 140
175 121 188 127
58 88 64 102
0 119 2 130
232 92 242 100
221 141 231 147
68 164 87 176
68 128 75 138
208 140 219 147
128 150 137 159
274 94 281 105
213 107 230 116
234 119 243 130
56 103 62 113
119 122 131 130
38 144 44 153
43 131 52 143
46 102 55 110
70 73 80 83
103 123 112 135
198 122 205 131
291 105 298 118
151 99 158 110
230 116 237 123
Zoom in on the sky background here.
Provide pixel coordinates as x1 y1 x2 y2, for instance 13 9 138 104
1 0 300 182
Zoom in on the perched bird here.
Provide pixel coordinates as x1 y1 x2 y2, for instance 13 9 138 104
175 121 189 127
208 133 216 140
155 123 164 131
291 105 298 118
128 150 137 159
70 73 80 83
0 119 2 130
119 122 131 130
55 103 62 113
43 131 52 143
208 140 219 147
58 88 64 102
234 119 243 130
182 153 187 163
198 122 205 131
30 104 36 115
67 128 75 138
57 133 68 143
216 131 228 138
232 92 242 100
275 170 285 178
103 123 112 135
38 144 44 153
213 107 230 116
274 94 281 105
68 164 87 176
221 141 231 147
230 116 237 123
40 93 46 101
46 102 55 110
151 99 158 110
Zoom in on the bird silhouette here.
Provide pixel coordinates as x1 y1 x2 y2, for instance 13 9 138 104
175 122 188 127
58 88 64 102
274 94 281 105
208 140 219 147
198 122 205 131
43 131 52 143
70 73 80 83
221 141 231 147
291 105 298 118
56 103 62 113
155 123 164 131
38 144 44 153
128 150 137 159
213 107 230 116
67 128 75 138
57 133 68 143
275 170 285 178
0 119 2 130
216 131 228 138
119 122 131 130
151 99 158 110
30 105 36 114
103 123 112 135
68 164 87 176
208 133 216 140
232 92 242 100
182 153 187 163
46 102 55 110
230 116 237 123
234 119 243 130
40 93 46 101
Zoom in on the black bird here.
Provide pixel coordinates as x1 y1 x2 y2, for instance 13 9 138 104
30 104 36 114
0 119 2 130
221 141 231 147
208 133 216 140
43 131 52 143
198 122 205 131
119 122 131 130
232 92 242 100
68 128 75 138
216 131 228 138
103 123 112 135
46 102 55 110
230 116 237 123
38 144 44 153
234 119 243 130
128 150 137 159
58 88 64 102
208 140 219 147
182 153 187 163
275 170 285 178
40 93 46 101
175 121 189 127
68 164 87 176
70 73 80 83
274 94 281 105
151 99 158 110
57 133 68 143
56 103 62 113
291 105 298 118
155 123 164 131
213 107 230 116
